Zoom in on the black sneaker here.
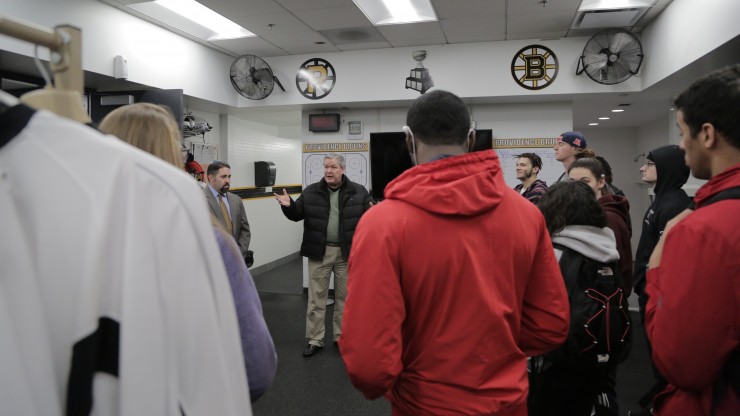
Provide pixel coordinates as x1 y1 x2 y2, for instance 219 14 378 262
302 343 323 357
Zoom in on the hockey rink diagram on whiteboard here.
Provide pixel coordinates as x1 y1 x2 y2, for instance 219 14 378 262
302 142 369 188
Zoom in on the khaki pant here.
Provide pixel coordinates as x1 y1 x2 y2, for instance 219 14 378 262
306 246 347 347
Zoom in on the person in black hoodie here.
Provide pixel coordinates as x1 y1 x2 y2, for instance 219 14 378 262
629 144 691 415
634 145 691 310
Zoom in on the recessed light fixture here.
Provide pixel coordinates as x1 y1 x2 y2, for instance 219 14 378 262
611 109 624 113
598 117 610 120
127 0 256 41
589 123 599 126
353 0 438 25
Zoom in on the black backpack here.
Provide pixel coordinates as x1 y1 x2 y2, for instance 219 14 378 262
549 243 632 368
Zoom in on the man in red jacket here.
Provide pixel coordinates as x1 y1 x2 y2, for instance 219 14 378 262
646 64 740 415
340 90 570 415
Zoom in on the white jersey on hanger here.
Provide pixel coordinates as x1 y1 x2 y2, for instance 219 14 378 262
0 106 252 416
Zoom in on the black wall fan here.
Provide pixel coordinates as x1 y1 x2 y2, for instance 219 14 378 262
576 28 644 85
229 54 285 100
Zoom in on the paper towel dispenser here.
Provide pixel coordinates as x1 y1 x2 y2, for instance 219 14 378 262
255 161 276 187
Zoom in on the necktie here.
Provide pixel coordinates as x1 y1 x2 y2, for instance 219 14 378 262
219 194 233 235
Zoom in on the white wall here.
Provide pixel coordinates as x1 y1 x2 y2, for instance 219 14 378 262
249 38 642 108
471 102 573 137
227 117 304 268
640 0 740 89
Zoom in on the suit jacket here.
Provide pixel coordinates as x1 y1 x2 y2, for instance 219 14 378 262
204 186 251 260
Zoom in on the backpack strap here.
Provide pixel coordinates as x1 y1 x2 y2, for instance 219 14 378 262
693 186 740 209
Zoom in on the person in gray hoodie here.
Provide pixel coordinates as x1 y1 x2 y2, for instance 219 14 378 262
529 180 620 416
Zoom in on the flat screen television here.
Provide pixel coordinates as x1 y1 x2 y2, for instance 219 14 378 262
370 129 493 200
308 113 341 132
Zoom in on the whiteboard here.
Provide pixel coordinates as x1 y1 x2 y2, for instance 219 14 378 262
493 138 562 188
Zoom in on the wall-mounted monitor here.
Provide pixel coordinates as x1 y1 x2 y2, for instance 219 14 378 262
370 129 492 200
308 113 341 132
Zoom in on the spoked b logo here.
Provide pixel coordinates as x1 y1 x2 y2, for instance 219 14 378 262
511 45 559 90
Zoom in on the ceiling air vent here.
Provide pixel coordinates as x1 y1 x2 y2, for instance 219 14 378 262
572 0 654 29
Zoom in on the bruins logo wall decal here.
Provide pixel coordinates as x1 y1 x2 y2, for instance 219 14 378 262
511 45 559 90
296 58 336 100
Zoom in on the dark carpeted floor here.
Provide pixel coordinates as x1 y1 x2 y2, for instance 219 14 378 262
251 258 656 415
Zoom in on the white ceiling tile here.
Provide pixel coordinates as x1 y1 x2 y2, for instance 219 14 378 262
205 0 286 16
232 12 313 36
377 21 445 42
336 41 392 51
389 38 447 48
440 16 507 39
508 0 582 14
293 6 371 31
275 0 355 12
431 0 506 19
281 42 342 55
446 34 507 43
319 27 386 45
505 31 567 41
263 31 341 55
210 36 289 57
507 12 575 34
165 0 665 58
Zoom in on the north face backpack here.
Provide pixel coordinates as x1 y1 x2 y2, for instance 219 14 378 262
550 243 632 368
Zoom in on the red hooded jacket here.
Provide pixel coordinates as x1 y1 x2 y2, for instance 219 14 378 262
340 150 570 416
646 163 740 415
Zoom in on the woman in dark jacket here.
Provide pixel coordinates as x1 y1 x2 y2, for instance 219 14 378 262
568 157 633 293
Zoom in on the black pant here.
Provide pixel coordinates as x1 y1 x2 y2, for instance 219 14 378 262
638 304 668 409
529 362 610 416
593 365 619 416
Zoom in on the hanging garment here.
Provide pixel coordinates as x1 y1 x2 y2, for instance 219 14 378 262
0 105 252 416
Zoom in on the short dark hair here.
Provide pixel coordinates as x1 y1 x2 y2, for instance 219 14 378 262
538 181 607 235
674 64 740 149
207 160 231 176
515 152 543 171
406 90 471 146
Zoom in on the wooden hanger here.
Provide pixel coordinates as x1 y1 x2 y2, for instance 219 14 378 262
0 15 90 123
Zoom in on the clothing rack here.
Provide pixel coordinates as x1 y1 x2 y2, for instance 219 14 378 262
0 15 90 123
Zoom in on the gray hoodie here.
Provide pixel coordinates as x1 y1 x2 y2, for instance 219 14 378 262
552 225 619 263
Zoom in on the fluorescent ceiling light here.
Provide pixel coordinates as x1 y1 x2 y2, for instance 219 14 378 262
598 117 610 120
578 0 654 11
353 0 437 25
611 109 625 112
589 123 599 126
128 0 255 41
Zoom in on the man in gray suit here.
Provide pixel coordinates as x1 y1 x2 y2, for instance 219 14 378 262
205 161 251 262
